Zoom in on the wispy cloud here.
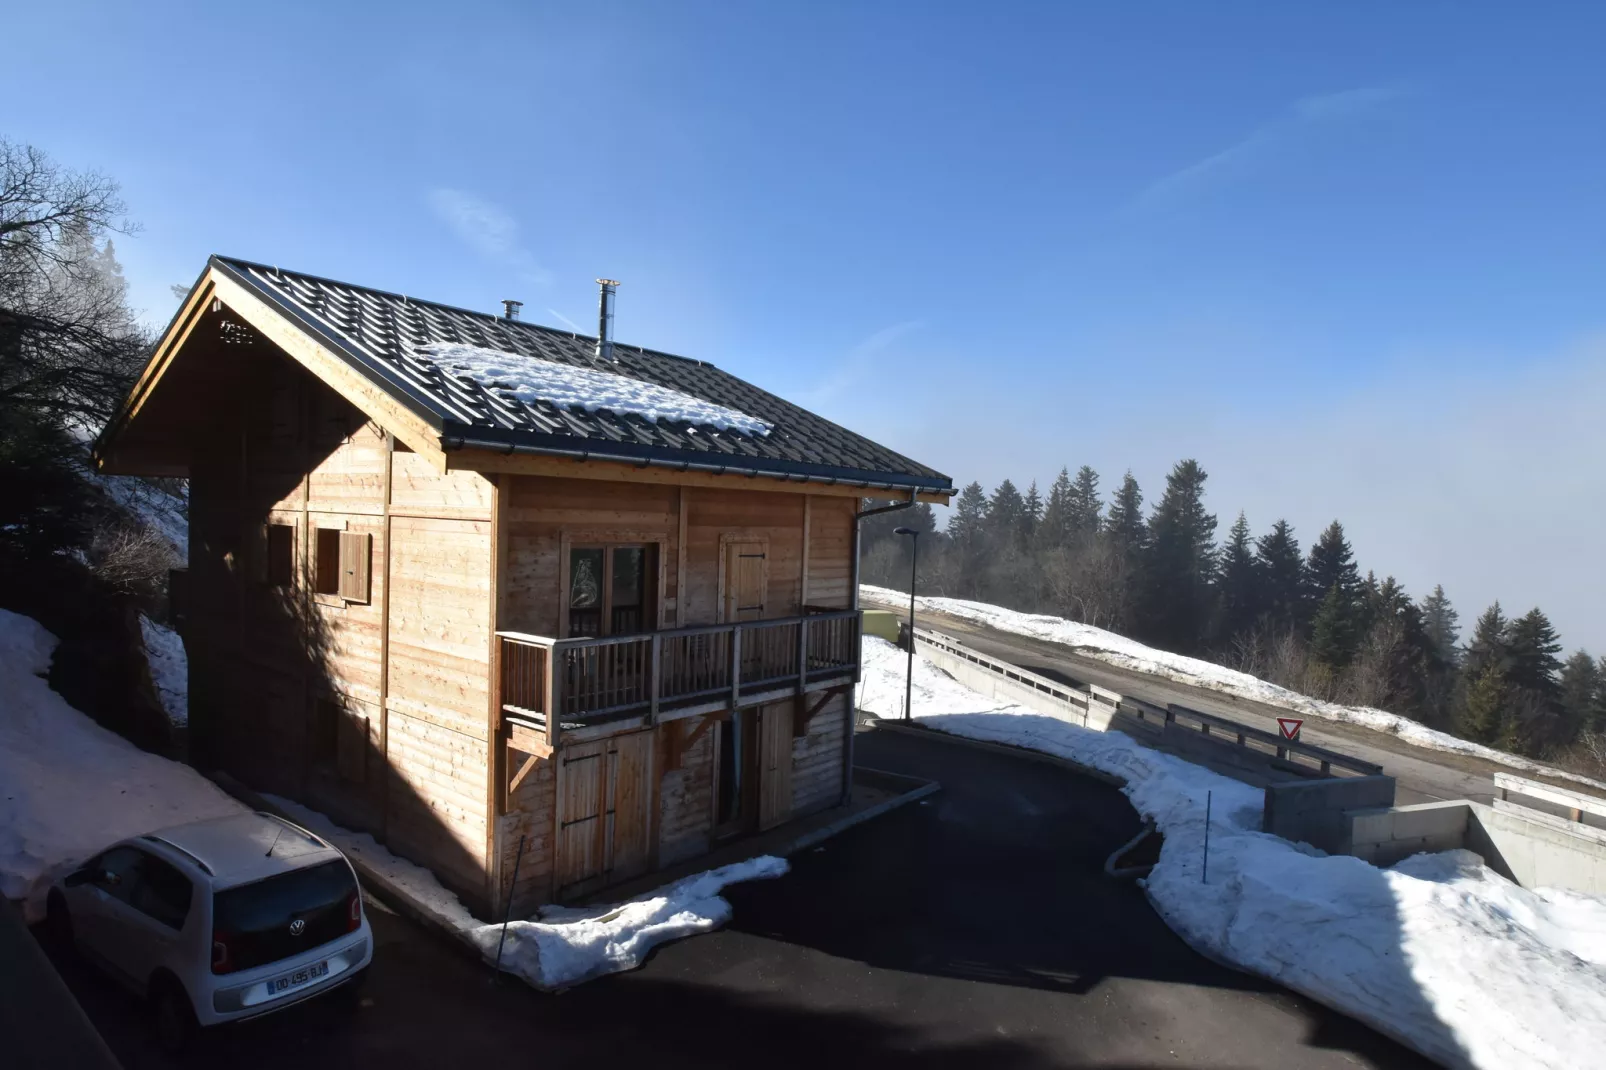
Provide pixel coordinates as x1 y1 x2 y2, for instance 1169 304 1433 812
1132 86 1404 210
545 307 582 333
807 320 925 405
428 188 551 286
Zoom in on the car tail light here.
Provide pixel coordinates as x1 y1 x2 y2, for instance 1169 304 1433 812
346 889 362 932
211 930 237 975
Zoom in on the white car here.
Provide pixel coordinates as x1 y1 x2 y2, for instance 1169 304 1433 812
46 811 374 1050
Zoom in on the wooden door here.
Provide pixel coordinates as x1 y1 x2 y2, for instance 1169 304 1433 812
758 703 794 831
605 731 654 880
554 741 607 892
723 542 767 622
554 732 655 896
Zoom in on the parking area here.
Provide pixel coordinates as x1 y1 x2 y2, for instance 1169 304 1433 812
40 727 1432 1069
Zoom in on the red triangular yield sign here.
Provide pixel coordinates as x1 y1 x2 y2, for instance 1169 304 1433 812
1277 717 1303 741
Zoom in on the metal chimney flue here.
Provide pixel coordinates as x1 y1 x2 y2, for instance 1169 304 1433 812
501 299 523 321
595 279 619 361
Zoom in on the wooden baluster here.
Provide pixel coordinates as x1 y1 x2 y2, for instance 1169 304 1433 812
730 625 742 708
544 643 561 748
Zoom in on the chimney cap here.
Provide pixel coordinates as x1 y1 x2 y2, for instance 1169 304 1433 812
501 299 523 321
596 278 620 287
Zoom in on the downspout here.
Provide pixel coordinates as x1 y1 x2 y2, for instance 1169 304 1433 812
840 489 918 804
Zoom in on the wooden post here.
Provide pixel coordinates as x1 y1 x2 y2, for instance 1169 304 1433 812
544 642 562 749
649 633 662 724
730 624 742 710
796 618 809 692
1571 807 1584 823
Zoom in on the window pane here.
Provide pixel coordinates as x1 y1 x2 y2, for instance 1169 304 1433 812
213 859 357 971
314 528 342 594
131 855 193 930
610 547 647 634
569 548 604 637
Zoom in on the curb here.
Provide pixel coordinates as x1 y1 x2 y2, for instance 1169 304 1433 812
865 717 1128 787
778 774 940 856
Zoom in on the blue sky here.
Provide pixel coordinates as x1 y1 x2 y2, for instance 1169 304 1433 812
8 2 1606 649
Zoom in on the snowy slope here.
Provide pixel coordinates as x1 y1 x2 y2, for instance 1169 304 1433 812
0 610 243 920
139 614 188 726
858 634 1606 1070
264 794 787 990
413 342 773 436
862 585 1606 793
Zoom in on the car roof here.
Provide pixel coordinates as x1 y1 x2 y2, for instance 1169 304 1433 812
141 812 343 887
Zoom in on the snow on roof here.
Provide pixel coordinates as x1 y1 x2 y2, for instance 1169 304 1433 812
412 342 774 437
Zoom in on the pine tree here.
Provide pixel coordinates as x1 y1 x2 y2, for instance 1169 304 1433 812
1420 585 1460 667
1104 471 1146 555
1136 460 1217 653
1460 664 1508 745
1068 465 1102 538
1559 650 1601 745
1463 602 1509 680
1303 521 1362 666
1254 520 1304 635
985 479 1026 550
1022 480 1042 545
1310 584 1360 671
1215 512 1260 644
1038 468 1073 551
946 481 989 596
1506 608 1563 700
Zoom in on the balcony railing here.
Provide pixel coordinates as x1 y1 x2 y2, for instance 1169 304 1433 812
497 609 861 745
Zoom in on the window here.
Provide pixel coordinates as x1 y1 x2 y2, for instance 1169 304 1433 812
313 527 371 603
213 860 358 972
129 853 193 930
566 544 657 637
265 524 294 587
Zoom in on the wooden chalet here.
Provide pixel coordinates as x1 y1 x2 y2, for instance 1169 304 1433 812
94 258 952 918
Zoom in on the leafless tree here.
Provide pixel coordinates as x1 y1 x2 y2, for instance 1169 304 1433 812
1 138 148 430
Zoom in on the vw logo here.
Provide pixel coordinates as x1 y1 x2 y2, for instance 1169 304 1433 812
289 918 306 936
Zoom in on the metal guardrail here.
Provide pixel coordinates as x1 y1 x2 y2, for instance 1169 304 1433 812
1495 771 1606 823
913 626 1382 779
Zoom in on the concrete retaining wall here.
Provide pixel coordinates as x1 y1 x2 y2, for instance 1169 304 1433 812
1469 801 1606 894
1264 775 1399 854
1345 800 1471 867
915 636 1115 730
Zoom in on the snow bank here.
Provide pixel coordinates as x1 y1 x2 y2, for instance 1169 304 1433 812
858 634 1606 1070
140 614 188 726
863 584 1606 793
264 794 787 990
413 342 773 436
0 610 244 920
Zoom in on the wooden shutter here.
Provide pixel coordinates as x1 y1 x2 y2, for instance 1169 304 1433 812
338 531 372 603
724 541 767 622
250 524 269 583
758 703 794 830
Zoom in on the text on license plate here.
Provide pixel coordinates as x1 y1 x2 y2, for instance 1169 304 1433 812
269 960 329 995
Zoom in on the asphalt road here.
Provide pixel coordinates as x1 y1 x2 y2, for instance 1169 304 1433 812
40 728 1433 1070
869 597 1507 807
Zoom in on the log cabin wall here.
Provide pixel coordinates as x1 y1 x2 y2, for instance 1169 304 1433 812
493 477 857 913
186 347 498 916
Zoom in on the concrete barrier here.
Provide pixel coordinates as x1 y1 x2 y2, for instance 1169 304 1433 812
1345 800 1471 867
1469 801 1606 894
1263 775 1399 853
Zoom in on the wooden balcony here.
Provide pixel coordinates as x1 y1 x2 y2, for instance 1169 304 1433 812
497 609 861 745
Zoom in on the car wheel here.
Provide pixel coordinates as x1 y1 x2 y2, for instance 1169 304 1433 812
44 891 74 952
150 975 197 1054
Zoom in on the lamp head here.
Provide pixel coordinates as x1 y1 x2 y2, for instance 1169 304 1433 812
894 526 919 536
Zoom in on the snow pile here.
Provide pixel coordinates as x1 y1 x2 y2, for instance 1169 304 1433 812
862 585 1606 792
858 634 1606 1070
265 793 787 990
413 342 773 436
140 614 188 726
0 610 244 920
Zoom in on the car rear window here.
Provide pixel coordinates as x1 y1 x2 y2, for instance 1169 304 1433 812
214 859 357 971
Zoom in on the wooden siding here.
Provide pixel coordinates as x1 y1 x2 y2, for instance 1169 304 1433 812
792 692 848 816
805 496 855 608
658 721 716 865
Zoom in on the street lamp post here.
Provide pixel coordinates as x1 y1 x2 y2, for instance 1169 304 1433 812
894 527 920 723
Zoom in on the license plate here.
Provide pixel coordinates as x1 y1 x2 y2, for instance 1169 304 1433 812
268 960 328 995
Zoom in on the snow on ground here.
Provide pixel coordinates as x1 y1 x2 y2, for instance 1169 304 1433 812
0 610 243 921
863 584 1606 792
858 633 1606 1070
140 614 188 726
412 342 773 436
264 794 787 990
